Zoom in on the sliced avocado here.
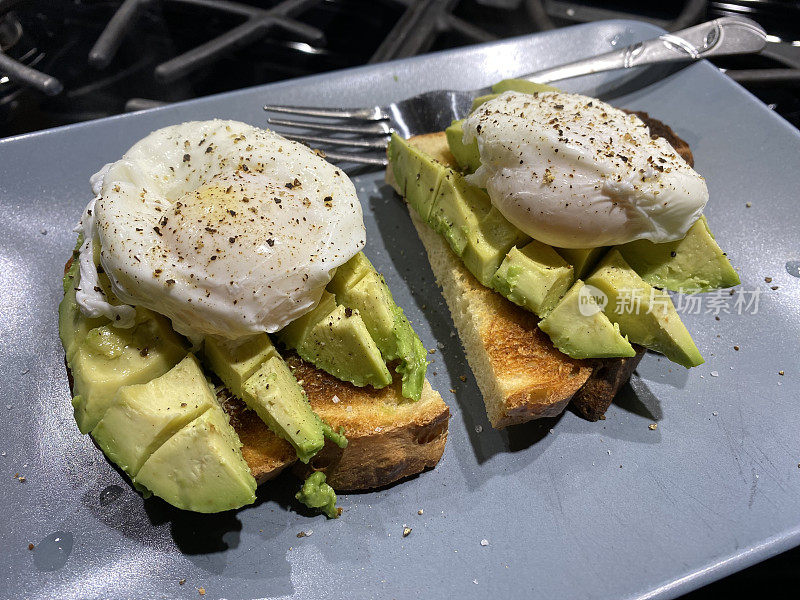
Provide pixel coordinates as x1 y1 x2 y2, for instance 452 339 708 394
134 406 256 513
242 355 325 463
445 120 480 173
616 216 740 293
555 247 608 280
538 280 636 359
203 333 278 397
326 251 372 297
470 81 560 113
91 354 215 477
470 93 499 112
491 240 574 316
463 206 531 287
296 471 339 519
279 291 337 351
307 305 393 388
429 170 530 286
71 309 187 433
278 291 392 389
586 250 704 368
490 79 560 94
387 134 446 221
205 329 344 461
428 170 489 257
388 136 529 287
328 252 427 401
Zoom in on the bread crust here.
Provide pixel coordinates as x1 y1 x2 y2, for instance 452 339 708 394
570 346 646 421
63 257 449 491
388 110 690 426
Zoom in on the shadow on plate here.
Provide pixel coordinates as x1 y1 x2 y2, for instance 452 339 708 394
615 373 663 421
80 458 295 554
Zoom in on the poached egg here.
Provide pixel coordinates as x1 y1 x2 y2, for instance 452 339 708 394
462 91 708 248
75 120 365 339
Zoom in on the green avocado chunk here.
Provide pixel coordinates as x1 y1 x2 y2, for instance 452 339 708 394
203 333 278 397
555 247 608 280
242 355 326 463
134 405 256 513
387 133 446 221
490 79 560 95
278 291 392 389
70 309 187 434
616 216 740 293
389 134 529 287
585 250 704 368
296 471 339 519
91 354 215 477
456 81 562 167
491 240 574 316
445 120 480 173
470 93 499 113
469 80 560 113
538 280 636 359
279 291 337 351
430 170 530 286
204 331 343 460
328 252 427 401
427 170 486 256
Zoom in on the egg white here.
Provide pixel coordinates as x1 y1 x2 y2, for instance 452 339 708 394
462 92 708 248
76 120 365 339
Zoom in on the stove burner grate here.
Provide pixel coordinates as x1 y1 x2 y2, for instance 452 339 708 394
89 0 324 82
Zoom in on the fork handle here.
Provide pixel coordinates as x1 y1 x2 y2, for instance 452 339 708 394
523 17 766 84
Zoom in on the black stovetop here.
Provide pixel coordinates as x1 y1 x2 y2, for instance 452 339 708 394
1 0 799 139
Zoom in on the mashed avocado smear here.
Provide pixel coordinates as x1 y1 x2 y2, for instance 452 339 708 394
296 471 340 518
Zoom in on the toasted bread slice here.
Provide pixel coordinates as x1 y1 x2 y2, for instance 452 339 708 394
569 347 646 421
386 127 673 427
64 258 449 492
387 133 592 427
223 353 449 490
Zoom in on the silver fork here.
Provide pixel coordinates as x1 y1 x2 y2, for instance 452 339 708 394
264 17 765 168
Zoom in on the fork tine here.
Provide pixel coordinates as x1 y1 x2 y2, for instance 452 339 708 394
268 117 392 136
282 132 389 150
317 150 388 167
264 104 387 120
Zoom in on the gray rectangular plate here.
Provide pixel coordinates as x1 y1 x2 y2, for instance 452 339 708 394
1 19 798 600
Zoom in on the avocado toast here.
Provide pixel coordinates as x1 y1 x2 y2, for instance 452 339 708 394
386 81 739 427
59 120 448 515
